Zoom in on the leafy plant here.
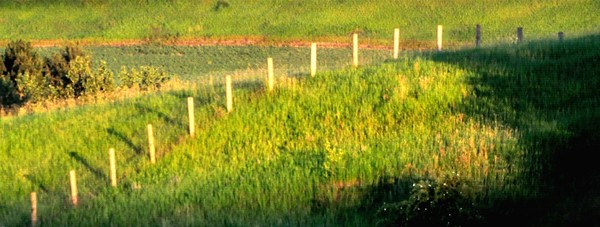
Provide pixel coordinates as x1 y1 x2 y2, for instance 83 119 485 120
118 65 170 90
15 72 51 103
66 56 116 97
44 42 87 94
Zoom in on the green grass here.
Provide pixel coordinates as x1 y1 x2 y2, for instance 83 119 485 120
1 0 599 48
2 35 598 226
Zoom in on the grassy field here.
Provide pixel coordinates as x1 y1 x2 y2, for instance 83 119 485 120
84 44 391 80
1 0 600 226
1 35 599 225
1 0 599 48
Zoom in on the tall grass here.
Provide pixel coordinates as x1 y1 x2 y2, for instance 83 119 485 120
1 35 599 226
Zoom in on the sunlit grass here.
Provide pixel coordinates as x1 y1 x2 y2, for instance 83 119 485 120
0 54 515 225
1 34 599 225
1 0 598 48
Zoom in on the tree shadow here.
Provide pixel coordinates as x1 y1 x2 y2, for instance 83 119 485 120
417 34 600 226
106 127 142 154
68 151 107 181
24 174 48 193
134 103 185 129
167 89 217 106
328 35 600 227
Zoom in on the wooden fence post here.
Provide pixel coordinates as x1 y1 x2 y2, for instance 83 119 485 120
476 24 482 48
30 192 37 226
310 43 317 77
393 28 400 59
558 32 564 41
187 97 195 137
267 57 274 91
147 124 156 164
69 170 78 206
437 25 443 52
352 33 359 67
517 27 523 43
109 148 117 187
226 75 233 112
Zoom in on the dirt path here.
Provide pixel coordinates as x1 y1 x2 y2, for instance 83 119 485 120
2 37 435 50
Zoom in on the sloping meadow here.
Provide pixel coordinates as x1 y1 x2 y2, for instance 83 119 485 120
1 35 599 225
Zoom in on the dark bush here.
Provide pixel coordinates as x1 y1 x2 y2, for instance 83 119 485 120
43 43 87 96
1 40 45 105
376 174 483 227
0 76 19 106
3 40 44 83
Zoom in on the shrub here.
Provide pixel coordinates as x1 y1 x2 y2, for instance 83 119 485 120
66 56 116 97
15 72 51 103
1 40 45 105
0 40 170 108
2 40 44 83
43 42 87 94
118 65 170 90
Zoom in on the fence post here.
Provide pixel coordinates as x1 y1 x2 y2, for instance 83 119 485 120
267 57 274 91
352 33 359 67
517 27 523 43
310 43 317 77
393 28 400 59
187 97 195 137
69 170 78 206
476 24 482 48
30 192 37 226
109 148 117 187
226 75 233 112
147 124 156 164
437 25 443 52
558 32 564 41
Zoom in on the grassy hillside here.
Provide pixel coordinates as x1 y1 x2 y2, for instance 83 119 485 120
1 35 598 226
1 0 599 47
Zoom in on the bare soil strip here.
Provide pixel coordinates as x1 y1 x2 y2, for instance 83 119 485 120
0 37 436 50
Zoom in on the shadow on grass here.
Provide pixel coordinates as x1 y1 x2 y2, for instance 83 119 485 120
326 34 600 227
107 127 142 154
421 34 600 226
167 89 217 106
24 174 48 193
134 103 185 129
68 151 107 181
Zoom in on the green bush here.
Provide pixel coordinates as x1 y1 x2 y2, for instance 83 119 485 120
64 56 117 97
44 42 87 95
15 72 52 103
1 40 45 105
2 40 44 83
118 65 170 90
